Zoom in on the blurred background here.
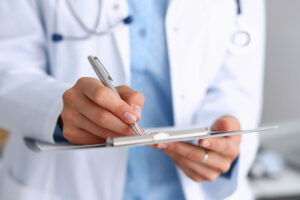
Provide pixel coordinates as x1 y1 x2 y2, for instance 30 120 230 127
0 0 300 199
262 0 300 124
249 0 300 200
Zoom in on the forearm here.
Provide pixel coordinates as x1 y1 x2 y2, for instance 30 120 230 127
0 70 70 143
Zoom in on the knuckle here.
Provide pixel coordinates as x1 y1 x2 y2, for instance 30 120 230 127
220 161 231 173
186 149 198 161
231 149 240 160
94 87 110 102
120 85 131 90
207 173 219 182
191 175 202 183
126 91 145 105
117 104 129 113
97 112 109 127
168 143 179 152
63 127 74 141
62 90 74 103
234 149 240 158
132 91 145 102
76 77 88 87
61 110 73 122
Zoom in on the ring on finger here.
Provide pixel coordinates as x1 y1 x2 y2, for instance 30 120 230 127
201 149 209 163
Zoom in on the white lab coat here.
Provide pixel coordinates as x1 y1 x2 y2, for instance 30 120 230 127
0 0 265 199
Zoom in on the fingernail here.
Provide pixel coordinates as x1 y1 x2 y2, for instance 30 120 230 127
147 144 155 148
124 112 137 123
133 105 141 113
132 105 141 117
202 140 210 148
156 143 168 149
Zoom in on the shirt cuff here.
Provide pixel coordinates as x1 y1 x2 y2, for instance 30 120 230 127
53 118 67 143
220 156 239 179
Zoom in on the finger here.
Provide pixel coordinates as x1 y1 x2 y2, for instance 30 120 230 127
76 78 138 124
158 142 232 173
175 162 204 183
166 151 204 182
74 96 136 136
116 85 145 120
198 137 240 158
211 115 241 131
166 150 220 182
62 108 121 139
63 127 105 145
211 115 242 145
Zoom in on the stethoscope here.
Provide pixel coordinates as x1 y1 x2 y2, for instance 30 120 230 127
52 0 251 48
51 0 133 42
232 0 251 47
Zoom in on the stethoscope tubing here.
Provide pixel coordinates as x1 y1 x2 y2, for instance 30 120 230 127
52 0 250 47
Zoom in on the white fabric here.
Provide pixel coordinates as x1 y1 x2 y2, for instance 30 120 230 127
0 0 265 199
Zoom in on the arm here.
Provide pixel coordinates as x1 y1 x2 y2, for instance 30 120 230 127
0 0 70 143
0 1 144 145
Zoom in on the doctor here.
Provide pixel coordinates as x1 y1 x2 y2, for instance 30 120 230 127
0 0 265 200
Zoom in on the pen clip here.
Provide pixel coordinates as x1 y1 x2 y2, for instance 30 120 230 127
94 57 113 81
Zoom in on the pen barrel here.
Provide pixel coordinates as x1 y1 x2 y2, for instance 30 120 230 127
88 56 142 135
131 123 142 135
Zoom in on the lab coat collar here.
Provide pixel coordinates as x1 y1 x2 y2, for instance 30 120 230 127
105 0 130 83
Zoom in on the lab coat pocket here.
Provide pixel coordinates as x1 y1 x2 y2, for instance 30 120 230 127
0 172 61 200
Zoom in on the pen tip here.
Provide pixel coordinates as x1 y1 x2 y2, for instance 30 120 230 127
133 124 143 135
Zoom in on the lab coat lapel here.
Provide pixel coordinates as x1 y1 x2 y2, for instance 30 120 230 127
105 0 130 82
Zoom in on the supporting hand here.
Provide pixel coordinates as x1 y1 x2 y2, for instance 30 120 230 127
154 116 241 182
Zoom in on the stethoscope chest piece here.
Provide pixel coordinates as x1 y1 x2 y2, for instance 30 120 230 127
232 30 251 47
228 13 256 55
227 0 257 54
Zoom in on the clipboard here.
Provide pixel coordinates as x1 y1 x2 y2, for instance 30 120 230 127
24 126 277 152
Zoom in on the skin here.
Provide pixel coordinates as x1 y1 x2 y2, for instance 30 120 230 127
61 78 241 182
61 77 145 144
153 115 241 182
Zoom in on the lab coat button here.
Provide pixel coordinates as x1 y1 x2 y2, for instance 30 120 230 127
180 94 185 100
113 4 119 10
173 27 179 32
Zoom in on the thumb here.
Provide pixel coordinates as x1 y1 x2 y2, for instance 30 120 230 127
211 115 241 131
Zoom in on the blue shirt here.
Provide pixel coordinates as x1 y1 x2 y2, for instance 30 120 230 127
123 0 185 200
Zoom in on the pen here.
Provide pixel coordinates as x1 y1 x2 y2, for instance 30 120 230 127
87 56 142 135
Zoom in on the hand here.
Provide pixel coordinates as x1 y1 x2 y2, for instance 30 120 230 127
61 77 145 144
154 115 241 182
